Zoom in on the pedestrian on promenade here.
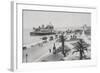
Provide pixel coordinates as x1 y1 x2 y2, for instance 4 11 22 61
49 49 51 53
53 43 56 54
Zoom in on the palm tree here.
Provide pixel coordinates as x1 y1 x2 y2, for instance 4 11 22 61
58 33 66 57
61 33 65 56
57 33 70 57
72 39 90 60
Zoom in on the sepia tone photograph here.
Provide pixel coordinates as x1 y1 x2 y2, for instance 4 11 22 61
22 10 91 63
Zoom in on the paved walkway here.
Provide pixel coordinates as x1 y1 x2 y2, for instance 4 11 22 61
23 34 91 62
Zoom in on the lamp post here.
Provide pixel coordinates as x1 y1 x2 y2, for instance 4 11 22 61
25 54 28 63
23 46 28 63
23 46 27 59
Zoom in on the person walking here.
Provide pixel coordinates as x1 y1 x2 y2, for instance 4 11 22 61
49 49 51 53
53 43 56 54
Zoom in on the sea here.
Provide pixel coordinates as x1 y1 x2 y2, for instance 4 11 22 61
22 27 67 45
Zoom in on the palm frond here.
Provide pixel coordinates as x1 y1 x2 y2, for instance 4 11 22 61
83 48 88 52
73 46 80 50
72 50 79 55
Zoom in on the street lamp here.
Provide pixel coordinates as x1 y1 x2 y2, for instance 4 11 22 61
25 54 28 63
23 46 28 63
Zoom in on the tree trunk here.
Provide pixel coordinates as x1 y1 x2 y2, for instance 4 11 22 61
61 34 65 56
80 50 83 60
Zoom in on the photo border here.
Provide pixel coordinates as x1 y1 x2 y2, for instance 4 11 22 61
11 1 97 71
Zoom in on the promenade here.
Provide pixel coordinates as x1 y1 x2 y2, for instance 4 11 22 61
22 33 91 63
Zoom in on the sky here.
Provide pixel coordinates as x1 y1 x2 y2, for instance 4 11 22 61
23 10 91 30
